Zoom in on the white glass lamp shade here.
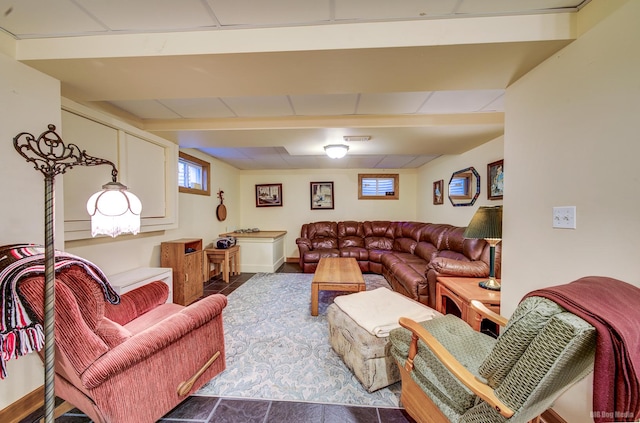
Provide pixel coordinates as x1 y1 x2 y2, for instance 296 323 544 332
324 144 349 159
86 182 142 237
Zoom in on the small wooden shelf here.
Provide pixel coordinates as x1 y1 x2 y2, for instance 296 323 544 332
161 238 204 305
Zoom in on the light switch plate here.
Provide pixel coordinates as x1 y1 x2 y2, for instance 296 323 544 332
553 206 576 229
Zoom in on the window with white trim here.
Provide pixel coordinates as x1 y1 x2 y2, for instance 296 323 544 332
178 152 210 196
358 174 399 199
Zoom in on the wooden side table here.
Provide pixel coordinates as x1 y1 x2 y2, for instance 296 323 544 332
203 245 241 283
435 276 501 332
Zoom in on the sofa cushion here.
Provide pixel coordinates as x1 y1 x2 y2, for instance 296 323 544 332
340 247 369 260
390 315 496 415
302 249 340 263
393 237 417 254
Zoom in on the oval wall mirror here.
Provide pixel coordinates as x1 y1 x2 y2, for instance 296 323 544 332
448 167 480 207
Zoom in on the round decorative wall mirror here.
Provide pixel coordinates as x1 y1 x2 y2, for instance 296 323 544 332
448 167 480 206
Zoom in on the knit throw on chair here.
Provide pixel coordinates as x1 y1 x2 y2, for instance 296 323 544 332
0 243 119 378
525 276 640 423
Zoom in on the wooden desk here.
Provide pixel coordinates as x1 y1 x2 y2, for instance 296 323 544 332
435 276 501 332
203 245 240 283
311 257 365 316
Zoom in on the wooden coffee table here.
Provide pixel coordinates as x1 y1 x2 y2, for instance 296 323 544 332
311 257 365 316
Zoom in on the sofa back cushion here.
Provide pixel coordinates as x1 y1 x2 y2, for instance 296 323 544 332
437 226 486 261
414 224 452 261
302 221 339 249
363 221 395 250
338 221 365 248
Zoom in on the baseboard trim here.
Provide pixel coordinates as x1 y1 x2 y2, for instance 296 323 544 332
0 386 43 423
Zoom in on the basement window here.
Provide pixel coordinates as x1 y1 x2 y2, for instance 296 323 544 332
358 174 399 199
178 152 210 196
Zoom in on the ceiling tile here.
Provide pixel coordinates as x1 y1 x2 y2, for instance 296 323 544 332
418 90 505 114
357 92 432 115
334 0 459 20
207 0 331 26
0 0 106 37
110 100 181 119
76 0 217 31
160 98 235 118
222 96 294 117
457 0 585 15
290 94 358 116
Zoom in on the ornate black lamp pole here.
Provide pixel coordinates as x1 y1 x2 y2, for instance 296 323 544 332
13 124 141 423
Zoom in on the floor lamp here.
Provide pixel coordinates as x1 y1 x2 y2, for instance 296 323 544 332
13 124 142 423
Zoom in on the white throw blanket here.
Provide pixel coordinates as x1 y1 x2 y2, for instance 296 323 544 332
334 287 440 337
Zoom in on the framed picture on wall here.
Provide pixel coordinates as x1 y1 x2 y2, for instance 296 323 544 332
255 183 283 207
433 180 444 205
488 159 504 200
310 181 334 210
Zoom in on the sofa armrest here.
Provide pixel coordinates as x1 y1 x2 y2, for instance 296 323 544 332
296 237 312 250
82 294 227 389
104 281 169 325
428 257 489 278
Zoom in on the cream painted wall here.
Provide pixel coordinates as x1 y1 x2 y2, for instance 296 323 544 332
503 1 639 421
239 169 417 259
0 53 61 409
416 136 504 226
64 148 241 275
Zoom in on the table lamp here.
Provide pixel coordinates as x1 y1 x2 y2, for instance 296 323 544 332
463 205 502 290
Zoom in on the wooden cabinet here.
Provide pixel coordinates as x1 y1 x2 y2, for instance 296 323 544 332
161 238 204 306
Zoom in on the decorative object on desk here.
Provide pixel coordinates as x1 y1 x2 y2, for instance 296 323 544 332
448 167 480 207
433 180 444 205
464 205 502 290
216 236 236 249
255 183 282 207
216 189 227 221
488 159 504 200
324 144 349 159
13 124 142 423
310 181 334 210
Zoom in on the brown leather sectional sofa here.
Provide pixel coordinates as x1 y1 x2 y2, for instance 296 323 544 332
296 220 501 309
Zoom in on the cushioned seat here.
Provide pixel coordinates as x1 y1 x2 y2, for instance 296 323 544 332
19 264 227 423
389 296 596 423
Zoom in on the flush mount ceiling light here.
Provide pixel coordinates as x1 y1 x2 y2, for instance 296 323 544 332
324 144 349 159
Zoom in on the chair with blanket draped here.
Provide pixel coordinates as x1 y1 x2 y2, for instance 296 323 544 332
16 262 227 423
389 291 598 423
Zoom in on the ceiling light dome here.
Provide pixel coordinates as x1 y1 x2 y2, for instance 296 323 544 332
324 144 349 159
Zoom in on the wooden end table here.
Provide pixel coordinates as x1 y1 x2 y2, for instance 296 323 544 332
311 257 365 316
435 276 501 332
203 245 240 283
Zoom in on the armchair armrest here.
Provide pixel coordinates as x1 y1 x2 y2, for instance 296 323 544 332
470 300 508 327
82 294 227 389
398 317 514 418
428 257 489 278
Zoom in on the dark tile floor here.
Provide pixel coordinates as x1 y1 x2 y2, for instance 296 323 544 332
21 263 415 423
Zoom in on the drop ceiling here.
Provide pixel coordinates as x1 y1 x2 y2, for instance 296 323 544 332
0 0 590 169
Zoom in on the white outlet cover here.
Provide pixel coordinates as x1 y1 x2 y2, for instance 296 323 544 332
553 206 576 229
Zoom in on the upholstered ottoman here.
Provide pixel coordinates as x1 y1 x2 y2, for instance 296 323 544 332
327 288 440 392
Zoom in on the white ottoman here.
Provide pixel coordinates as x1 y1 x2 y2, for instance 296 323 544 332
327 288 440 392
